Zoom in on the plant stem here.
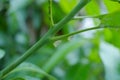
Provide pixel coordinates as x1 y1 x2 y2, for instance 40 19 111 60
73 15 99 19
73 14 107 20
49 0 54 26
0 0 91 79
51 26 101 41
51 26 120 41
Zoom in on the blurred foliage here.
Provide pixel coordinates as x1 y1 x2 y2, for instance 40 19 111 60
0 0 120 80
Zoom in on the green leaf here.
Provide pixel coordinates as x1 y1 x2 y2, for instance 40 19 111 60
100 10 120 27
43 39 86 72
59 0 78 13
85 0 100 16
64 64 91 80
104 0 120 13
3 62 56 80
103 28 120 48
0 49 5 59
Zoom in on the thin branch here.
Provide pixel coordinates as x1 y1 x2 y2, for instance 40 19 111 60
49 0 54 26
73 14 106 20
51 26 120 41
73 16 99 20
51 26 102 41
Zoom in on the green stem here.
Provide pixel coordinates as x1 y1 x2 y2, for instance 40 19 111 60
49 0 54 26
0 0 91 79
51 27 103 41
73 16 99 20
73 14 107 20
52 26 120 41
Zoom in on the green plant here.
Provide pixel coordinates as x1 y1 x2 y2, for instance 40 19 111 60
0 0 91 79
0 0 120 80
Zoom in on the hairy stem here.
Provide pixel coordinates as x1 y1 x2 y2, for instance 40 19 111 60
0 0 91 79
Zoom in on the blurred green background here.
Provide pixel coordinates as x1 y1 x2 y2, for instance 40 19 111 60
0 0 120 80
